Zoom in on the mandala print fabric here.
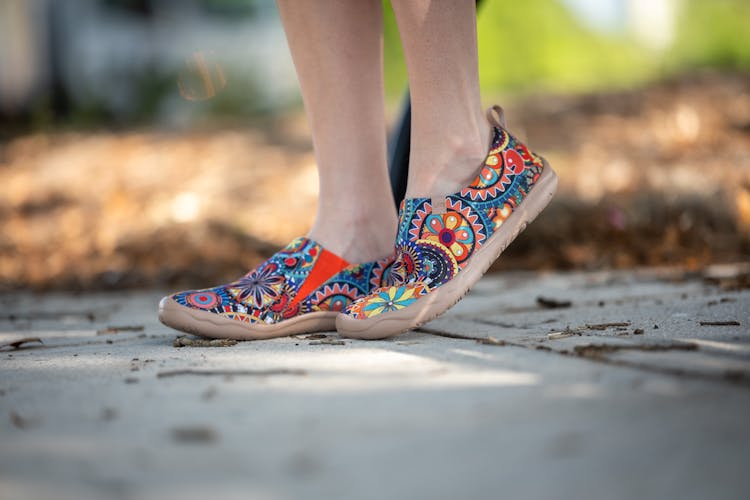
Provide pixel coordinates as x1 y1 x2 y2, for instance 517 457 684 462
172 237 394 325
347 124 545 319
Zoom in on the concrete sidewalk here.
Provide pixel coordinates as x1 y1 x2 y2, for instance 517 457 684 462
1 267 749 500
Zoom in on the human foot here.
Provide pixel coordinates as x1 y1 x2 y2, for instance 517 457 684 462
336 106 558 339
159 237 394 340
307 203 397 263
404 113 491 199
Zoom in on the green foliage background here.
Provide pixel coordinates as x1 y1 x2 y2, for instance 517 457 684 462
383 0 750 99
20 0 750 130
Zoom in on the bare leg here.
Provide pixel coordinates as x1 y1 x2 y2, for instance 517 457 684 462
277 0 397 263
390 0 490 199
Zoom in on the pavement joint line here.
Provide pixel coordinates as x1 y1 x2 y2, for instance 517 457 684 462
567 354 750 388
458 317 529 329
156 368 307 378
0 334 171 352
459 287 732 317
676 337 750 357
417 325 750 388
416 326 531 350
0 305 123 322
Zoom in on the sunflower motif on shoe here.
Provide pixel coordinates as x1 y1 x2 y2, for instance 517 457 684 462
348 283 429 318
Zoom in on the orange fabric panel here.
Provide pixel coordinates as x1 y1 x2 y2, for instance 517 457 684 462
287 249 349 309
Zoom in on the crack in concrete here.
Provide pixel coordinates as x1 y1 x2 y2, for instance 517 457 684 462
156 368 307 378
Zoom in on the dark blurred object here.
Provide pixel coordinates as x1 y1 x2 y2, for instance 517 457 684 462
388 95 410 207
0 0 279 137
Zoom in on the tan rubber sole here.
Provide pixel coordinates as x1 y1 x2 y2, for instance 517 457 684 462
158 296 337 340
336 162 558 340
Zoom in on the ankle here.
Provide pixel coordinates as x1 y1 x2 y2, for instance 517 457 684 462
405 119 491 199
308 207 397 263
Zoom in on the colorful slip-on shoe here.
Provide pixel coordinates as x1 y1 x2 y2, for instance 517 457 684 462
159 237 395 340
336 106 558 339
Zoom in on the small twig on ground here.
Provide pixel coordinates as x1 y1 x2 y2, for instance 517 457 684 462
476 336 507 346
171 426 218 444
0 337 42 350
97 325 144 335
309 338 346 346
536 296 572 309
574 342 698 359
585 322 631 330
699 320 741 326
173 336 238 347
547 327 582 340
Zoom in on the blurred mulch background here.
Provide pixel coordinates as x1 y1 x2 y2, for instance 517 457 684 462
1 70 749 291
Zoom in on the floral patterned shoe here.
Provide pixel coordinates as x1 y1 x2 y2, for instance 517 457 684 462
336 106 558 339
159 237 394 340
